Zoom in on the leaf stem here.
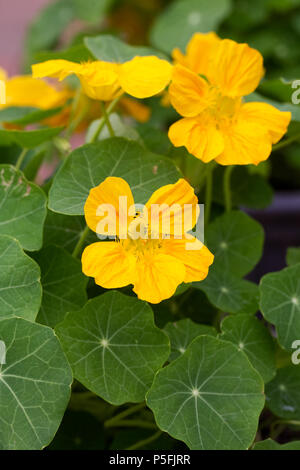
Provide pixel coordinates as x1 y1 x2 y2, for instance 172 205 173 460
15 148 28 171
273 133 300 152
89 95 123 143
204 162 215 226
126 430 162 450
105 419 157 430
72 225 90 258
104 402 146 428
224 165 234 212
100 101 115 137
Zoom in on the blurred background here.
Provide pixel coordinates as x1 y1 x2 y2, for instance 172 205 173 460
0 0 300 276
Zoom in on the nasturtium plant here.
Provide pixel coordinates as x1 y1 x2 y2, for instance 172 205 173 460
1 0 300 451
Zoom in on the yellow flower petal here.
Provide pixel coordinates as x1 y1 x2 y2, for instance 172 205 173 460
168 117 224 163
4 75 71 109
162 236 214 283
172 32 220 77
145 178 199 236
216 116 272 165
32 59 82 81
82 241 136 289
84 177 135 237
239 102 291 144
77 61 121 101
119 56 173 99
209 39 264 97
0 67 8 82
133 252 185 303
169 65 210 117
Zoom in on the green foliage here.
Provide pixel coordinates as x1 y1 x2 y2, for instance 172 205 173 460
0 316 72 450
147 335 264 450
265 365 300 419
56 291 170 405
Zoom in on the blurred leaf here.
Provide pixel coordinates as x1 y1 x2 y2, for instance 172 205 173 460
150 0 232 54
0 107 62 126
86 114 142 143
85 34 168 62
0 127 63 148
73 0 113 23
266 365 300 419
147 335 264 450
253 438 300 450
286 247 300 266
35 43 92 64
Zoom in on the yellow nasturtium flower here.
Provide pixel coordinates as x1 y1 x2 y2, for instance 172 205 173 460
168 33 291 165
82 177 214 304
0 67 71 110
32 56 173 102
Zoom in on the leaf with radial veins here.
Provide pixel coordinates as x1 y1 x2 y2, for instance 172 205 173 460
220 314 276 383
32 245 88 328
0 165 47 251
206 210 264 277
55 291 170 405
147 335 264 450
48 138 181 215
0 235 41 321
0 316 72 450
265 365 300 420
260 264 300 351
194 266 259 314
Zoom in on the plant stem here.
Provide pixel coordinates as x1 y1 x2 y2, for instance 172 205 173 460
104 402 146 428
105 419 157 430
65 86 82 138
273 133 300 152
224 165 234 212
72 225 90 258
100 101 115 137
89 95 123 143
15 148 28 171
204 162 215 226
126 430 162 450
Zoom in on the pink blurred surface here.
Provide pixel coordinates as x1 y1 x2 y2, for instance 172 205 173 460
0 0 51 75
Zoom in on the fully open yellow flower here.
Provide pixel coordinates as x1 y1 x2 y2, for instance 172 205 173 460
82 177 214 304
0 66 71 110
168 34 291 165
32 56 173 102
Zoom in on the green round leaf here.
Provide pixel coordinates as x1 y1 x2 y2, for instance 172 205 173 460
265 365 300 420
253 438 300 450
150 0 232 54
164 319 217 361
260 264 300 351
220 314 276 383
32 245 88 328
0 127 63 148
85 34 167 63
0 165 47 251
86 114 142 143
0 316 72 450
55 291 170 405
0 235 41 321
194 266 259 314
206 210 264 277
147 335 264 450
48 137 180 215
